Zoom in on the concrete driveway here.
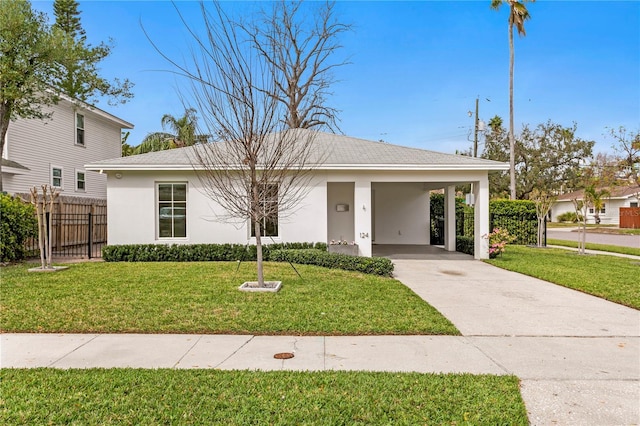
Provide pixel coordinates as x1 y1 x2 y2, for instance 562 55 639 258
394 259 640 426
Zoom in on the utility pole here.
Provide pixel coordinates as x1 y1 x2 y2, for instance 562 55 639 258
473 97 479 157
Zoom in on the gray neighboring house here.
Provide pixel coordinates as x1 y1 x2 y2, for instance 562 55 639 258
2 94 133 201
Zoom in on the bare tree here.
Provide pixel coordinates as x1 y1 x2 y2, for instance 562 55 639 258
243 0 351 131
529 188 555 247
146 2 322 286
30 185 59 269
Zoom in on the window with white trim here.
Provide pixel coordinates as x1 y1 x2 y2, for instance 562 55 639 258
51 166 63 188
158 183 187 238
75 170 86 192
76 112 85 146
250 183 279 238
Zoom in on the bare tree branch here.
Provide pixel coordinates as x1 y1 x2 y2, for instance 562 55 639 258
148 1 327 286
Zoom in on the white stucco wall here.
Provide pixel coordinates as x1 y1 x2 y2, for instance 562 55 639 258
327 182 355 243
107 170 328 246
371 182 429 244
106 168 492 258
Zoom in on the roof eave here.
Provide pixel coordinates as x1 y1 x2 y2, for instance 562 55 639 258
86 163 510 172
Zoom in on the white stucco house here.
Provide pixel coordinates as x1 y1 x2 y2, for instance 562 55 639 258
552 185 640 226
86 130 508 259
2 94 133 200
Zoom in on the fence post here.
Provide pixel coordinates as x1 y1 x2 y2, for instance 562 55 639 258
87 212 93 259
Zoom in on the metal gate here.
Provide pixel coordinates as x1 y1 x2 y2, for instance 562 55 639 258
26 213 107 259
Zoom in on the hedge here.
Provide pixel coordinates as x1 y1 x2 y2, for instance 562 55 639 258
102 242 327 263
0 194 38 263
454 199 538 246
456 236 474 256
102 243 392 276
270 249 394 277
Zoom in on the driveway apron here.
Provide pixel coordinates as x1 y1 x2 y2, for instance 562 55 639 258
393 259 640 426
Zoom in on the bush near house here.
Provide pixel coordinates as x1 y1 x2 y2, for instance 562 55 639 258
456 236 475 256
102 242 326 263
102 242 392 276
0 194 38 263
270 249 394 277
556 211 582 223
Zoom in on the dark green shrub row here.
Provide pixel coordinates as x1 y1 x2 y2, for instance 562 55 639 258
102 242 327 263
0 194 38 263
269 249 394 277
456 236 474 256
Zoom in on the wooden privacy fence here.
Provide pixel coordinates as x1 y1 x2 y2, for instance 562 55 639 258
620 207 640 229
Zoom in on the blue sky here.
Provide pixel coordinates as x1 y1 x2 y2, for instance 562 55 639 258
32 0 640 155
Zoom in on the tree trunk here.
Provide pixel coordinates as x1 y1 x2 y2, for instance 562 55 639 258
254 219 264 287
509 20 516 200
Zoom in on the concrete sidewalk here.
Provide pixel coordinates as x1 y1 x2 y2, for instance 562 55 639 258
2 260 639 425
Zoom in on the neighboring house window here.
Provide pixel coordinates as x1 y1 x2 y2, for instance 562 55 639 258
76 170 86 192
158 183 187 238
250 183 278 237
51 166 63 188
76 113 85 146
631 202 639 208
589 204 606 215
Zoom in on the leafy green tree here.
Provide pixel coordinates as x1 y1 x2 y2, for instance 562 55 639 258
482 117 594 199
490 0 534 200
0 0 63 191
0 0 133 190
52 0 133 106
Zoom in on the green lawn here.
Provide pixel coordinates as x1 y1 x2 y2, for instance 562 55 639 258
0 261 458 335
486 245 640 309
0 369 527 425
547 238 640 257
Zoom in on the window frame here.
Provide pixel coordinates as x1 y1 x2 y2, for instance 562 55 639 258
250 183 279 238
51 165 63 189
75 169 86 192
156 182 188 240
75 112 85 146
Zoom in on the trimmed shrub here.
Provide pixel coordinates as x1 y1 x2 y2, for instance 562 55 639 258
556 211 582 223
456 236 474 256
490 200 537 245
102 242 327 263
0 194 38 263
269 249 394 277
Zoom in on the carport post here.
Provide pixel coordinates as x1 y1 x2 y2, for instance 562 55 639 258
444 185 456 251
354 179 372 256
474 177 490 259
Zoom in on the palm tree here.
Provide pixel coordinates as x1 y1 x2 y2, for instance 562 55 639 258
491 0 533 200
133 108 200 155
584 185 610 225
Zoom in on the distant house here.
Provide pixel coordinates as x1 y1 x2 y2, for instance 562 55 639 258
86 130 508 259
552 186 640 225
2 95 133 201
